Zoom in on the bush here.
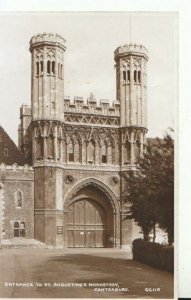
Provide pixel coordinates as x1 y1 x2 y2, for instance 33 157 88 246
132 238 173 272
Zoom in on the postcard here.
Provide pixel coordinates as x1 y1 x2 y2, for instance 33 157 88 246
0 10 177 300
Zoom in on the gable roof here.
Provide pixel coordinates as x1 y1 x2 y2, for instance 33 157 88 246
0 126 27 165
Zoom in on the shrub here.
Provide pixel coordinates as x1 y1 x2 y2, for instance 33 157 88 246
132 238 173 272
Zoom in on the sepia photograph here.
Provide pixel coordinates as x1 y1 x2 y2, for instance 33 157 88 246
0 11 177 299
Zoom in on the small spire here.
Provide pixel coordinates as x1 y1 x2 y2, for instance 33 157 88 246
89 92 96 102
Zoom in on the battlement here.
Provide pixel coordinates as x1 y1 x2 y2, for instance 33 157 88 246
114 43 148 60
64 97 120 116
0 163 33 171
0 163 34 182
30 32 66 51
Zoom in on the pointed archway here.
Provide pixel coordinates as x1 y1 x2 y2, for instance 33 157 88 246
63 178 120 248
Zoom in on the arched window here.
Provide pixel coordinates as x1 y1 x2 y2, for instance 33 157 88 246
57 140 62 161
16 190 23 208
101 142 107 164
123 70 126 81
47 60 51 74
58 63 60 78
127 70 130 83
107 144 112 164
138 71 141 83
60 64 63 79
14 221 25 237
74 140 80 163
52 61 55 75
36 137 43 159
68 140 74 162
36 62 39 75
47 136 54 159
14 222 20 237
20 222 26 237
134 70 137 83
88 140 95 164
123 141 131 164
40 61 43 74
62 139 67 163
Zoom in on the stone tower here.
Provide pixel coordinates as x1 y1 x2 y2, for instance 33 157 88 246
114 43 149 164
26 33 149 248
30 33 66 246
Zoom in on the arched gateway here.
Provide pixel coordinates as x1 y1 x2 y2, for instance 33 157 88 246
64 178 120 248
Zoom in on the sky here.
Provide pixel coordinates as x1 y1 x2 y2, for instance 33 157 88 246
0 12 177 144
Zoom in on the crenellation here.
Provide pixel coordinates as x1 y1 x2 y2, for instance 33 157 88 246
63 97 120 116
30 32 66 51
0 163 33 172
114 43 148 60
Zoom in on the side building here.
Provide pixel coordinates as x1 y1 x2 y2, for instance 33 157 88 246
0 126 34 241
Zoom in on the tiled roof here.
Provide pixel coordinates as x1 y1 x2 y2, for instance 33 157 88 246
0 126 27 165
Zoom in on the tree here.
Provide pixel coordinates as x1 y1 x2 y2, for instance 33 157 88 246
155 130 174 244
124 129 174 244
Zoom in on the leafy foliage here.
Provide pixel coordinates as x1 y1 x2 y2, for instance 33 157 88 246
124 129 174 244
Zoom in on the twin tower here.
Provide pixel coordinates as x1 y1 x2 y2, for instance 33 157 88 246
30 33 148 126
25 33 148 247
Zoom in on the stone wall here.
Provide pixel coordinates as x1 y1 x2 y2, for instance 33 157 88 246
0 164 34 240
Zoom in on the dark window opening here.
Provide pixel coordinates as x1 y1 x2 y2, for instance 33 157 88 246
20 222 25 237
58 63 60 78
123 70 126 81
40 61 43 74
60 64 63 79
102 155 107 163
14 222 25 238
47 60 51 74
52 61 55 74
127 70 130 82
69 153 74 162
138 71 141 83
134 70 137 83
36 62 39 75
4 148 8 156
52 102 55 109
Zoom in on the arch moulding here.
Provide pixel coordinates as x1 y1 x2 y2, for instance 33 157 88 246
64 177 120 214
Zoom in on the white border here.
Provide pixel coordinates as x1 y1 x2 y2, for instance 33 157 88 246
0 0 191 299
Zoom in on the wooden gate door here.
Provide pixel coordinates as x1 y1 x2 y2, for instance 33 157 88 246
66 199 107 247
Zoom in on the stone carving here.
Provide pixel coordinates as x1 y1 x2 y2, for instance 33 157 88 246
111 176 119 185
65 175 74 184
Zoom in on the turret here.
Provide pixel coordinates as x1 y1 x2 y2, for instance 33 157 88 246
114 43 148 128
30 33 66 121
114 43 148 164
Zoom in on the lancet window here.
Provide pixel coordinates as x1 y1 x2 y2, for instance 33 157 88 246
16 190 23 208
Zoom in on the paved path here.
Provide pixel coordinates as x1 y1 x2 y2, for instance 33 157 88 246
0 248 173 298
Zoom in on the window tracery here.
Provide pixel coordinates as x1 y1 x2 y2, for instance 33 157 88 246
15 190 23 208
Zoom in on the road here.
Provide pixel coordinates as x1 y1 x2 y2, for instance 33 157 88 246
0 248 173 298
